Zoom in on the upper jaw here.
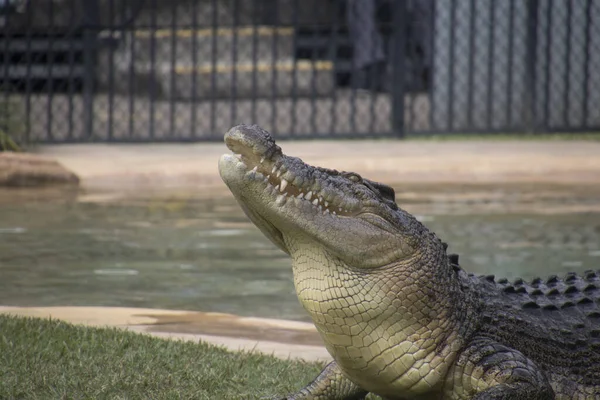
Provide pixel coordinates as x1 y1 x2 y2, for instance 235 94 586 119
221 124 360 217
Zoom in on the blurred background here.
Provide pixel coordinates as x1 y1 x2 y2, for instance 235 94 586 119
0 0 599 324
0 0 598 142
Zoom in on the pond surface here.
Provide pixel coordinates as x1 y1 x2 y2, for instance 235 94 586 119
1 183 600 322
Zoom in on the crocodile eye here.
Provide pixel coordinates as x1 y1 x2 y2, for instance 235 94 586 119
363 179 397 204
343 172 363 183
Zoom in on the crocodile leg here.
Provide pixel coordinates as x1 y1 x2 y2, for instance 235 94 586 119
280 361 368 400
446 337 554 399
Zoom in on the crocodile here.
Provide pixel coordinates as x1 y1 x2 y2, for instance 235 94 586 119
218 124 600 400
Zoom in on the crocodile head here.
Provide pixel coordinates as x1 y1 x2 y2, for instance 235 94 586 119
218 124 436 269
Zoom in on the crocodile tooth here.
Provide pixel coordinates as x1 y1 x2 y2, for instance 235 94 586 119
332 211 337 215
324 208 330 214
251 166 258 173
279 179 288 192
292 175 304 187
312 198 319 205
260 157 265 164
324 201 329 207
297 192 304 199
272 166 277 174
306 191 313 200
277 170 283 178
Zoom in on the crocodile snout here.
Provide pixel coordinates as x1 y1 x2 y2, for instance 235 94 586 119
224 124 282 163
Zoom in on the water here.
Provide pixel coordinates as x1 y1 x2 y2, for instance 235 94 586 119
1 183 599 322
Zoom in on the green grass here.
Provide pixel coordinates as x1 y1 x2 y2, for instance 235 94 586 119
0 315 324 400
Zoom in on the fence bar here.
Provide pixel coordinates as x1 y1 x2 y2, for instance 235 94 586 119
209 0 218 134
349 35 357 135
543 0 552 130
466 0 476 128
486 0 495 130
2 2 9 144
328 0 341 136
66 4 75 140
107 0 115 141
391 0 407 137
148 0 157 139
127 4 136 139
407 85 414 132
290 0 299 136
169 0 177 138
367 2 377 136
46 0 54 141
582 0 591 126
251 0 258 124
428 0 436 132
447 0 456 131
525 0 539 133
505 0 514 127
562 0 572 128
190 0 198 138
231 0 239 126
309 0 318 136
270 0 279 134
2 2 9 134
24 5 32 143
82 0 98 140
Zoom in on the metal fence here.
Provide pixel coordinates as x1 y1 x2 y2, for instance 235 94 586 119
0 0 598 143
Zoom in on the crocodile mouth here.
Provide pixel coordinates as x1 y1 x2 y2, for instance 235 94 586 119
222 154 355 217
220 125 358 217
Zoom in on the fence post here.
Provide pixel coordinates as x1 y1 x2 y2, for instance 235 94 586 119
525 0 538 133
390 0 407 138
82 0 99 141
